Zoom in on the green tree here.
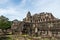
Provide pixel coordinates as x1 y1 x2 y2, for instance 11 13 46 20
0 15 12 34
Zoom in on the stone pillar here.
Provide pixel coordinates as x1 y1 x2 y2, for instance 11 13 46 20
35 27 38 33
48 31 52 37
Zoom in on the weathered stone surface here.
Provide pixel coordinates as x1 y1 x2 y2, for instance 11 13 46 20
11 12 60 37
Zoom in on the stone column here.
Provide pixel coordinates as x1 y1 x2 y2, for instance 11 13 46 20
48 31 52 37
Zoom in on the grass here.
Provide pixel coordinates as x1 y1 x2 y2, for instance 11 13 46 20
0 37 12 40
0 35 59 40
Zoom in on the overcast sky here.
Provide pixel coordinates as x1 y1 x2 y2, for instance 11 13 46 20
0 0 60 21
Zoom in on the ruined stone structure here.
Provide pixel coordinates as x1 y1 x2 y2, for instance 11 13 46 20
11 12 60 37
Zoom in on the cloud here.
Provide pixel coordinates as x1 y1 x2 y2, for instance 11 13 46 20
0 8 26 21
0 0 8 4
26 0 60 19
0 0 60 20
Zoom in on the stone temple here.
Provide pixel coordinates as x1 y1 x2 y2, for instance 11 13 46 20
11 11 60 37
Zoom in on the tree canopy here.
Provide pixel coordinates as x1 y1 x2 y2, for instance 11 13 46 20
0 15 12 30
